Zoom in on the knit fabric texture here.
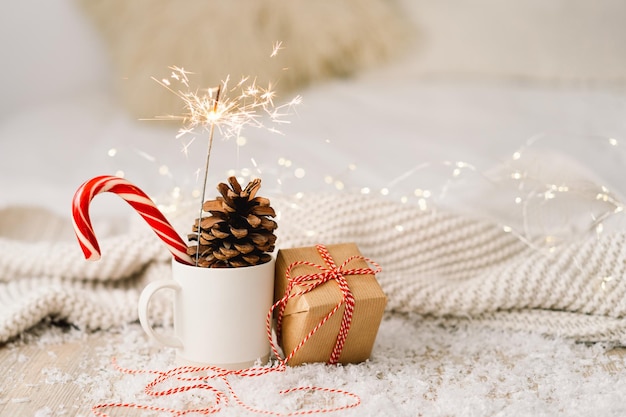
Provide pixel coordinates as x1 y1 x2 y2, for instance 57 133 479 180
1 194 626 344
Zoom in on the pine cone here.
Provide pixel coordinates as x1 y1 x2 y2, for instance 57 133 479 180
187 176 278 268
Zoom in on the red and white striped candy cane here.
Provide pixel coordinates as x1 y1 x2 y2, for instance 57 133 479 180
72 175 194 265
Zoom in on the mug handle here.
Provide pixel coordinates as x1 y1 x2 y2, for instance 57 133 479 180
138 279 184 349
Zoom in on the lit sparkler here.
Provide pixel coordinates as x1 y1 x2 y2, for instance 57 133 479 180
151 47 301 265
152 68 301 145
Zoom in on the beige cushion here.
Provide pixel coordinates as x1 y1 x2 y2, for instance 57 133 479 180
78 0 412 119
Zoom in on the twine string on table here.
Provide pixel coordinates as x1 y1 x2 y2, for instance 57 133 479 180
92 359 361 416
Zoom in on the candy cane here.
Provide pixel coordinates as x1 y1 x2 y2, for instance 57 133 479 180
72 175 194 265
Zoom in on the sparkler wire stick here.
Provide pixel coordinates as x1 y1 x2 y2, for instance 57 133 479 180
195 84 222 265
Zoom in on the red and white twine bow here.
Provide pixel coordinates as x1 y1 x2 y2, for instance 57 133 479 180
269 244 382 365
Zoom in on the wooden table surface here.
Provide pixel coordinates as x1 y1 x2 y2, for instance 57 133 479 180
0 323 166 417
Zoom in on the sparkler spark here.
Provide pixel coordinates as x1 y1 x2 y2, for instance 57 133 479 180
271 41 284 57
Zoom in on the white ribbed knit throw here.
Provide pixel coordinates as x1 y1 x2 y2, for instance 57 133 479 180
1 194 626 344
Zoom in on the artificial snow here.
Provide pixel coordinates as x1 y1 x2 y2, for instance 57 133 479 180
3 313 625 416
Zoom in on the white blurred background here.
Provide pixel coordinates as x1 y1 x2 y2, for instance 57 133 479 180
0 0 625 223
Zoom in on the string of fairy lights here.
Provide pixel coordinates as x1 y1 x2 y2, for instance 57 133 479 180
105 44 626 265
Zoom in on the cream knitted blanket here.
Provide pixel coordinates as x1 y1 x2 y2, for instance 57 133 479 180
1 194 626 344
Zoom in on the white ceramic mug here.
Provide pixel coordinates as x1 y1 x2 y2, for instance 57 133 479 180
138 257 275 369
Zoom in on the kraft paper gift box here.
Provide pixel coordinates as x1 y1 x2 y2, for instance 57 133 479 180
273 243 387 366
